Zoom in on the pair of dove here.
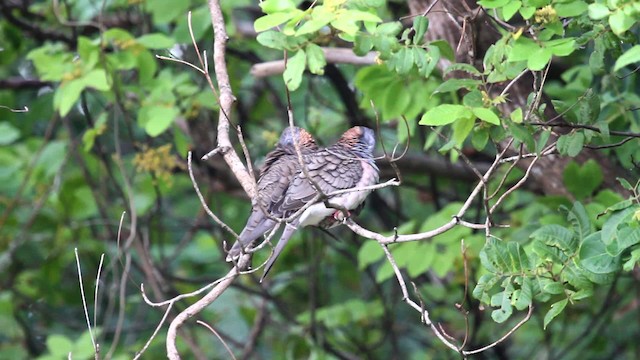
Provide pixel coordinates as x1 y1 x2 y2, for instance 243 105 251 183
226 126 379 280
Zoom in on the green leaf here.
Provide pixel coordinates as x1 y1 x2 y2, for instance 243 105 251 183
256 30 288 50
506 121 535 152
513 277 533 310
556 132 584 157
305 43 326 75
136 33 175 49
527 47 552 71
341 9 382 23
331 17 359 36
520 6 536 19
602 207 636 245
510 108 523 123
419 104 472 126
543 281 564 295
491 285 514 323
588 3 610 20
472 107 500 125
260 0 296 14
444 63 482 76
412 16 429 45
555 1 587 17
478 0 510 9
358 240 384 269
283 50 306 91
579 232 620 274
296 6 334 36
472 127 489 150
543 299 568 329
452 116 475 146
46 334 74 356
609 10 635 35
0 122 20 145
508 37 541 62
255 12 297 32
375 22 403 36
567 202 591 242
394 47 414 74
502 0 521 21
546 38 576 57
146 0 190 24
144 106 179 137
531 224 576 252
54 79 86 116
578 89 600 124
354 34 374 56
563 159 602 200
81 69 110 91
429 40 454 61
433 79 481 94
614 45 640 72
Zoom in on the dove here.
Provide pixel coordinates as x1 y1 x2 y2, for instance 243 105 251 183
261 126 379 281
226 126 318 261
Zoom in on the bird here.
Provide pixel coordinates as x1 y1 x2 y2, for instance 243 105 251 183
225 126 318 262
260 126 379 281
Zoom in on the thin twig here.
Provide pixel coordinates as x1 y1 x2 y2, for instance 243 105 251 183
74 248 97 353
196 321 238 360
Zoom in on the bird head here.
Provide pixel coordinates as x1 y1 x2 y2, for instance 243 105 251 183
338 126 376 156
280 126 317 150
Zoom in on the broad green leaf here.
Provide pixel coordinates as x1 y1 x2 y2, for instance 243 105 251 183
413 16 429 45
136 33 175 49
375 22 403 36
579 232 620 274
305 43 326 75
491 285 514 323
513 277 533 310
556 132 584 157
510 108 523 123
54 79 86 116
555 1 587 17
563 159 602 200
502 0 521 20
283 50 306 91
46 334 74 356
472 107 500 125
358 240 385 269
331 17 359 36
146 0 190 24
528 47 552 71
254 12 297 32
546 38 576 56
433 79 481 94
508 37 541 62
0 123 20 145
544 299 568 329
506 121 535 152
520 6 536 19
259 0 296 14
256 30 288 50
429 40 454 61
452 116 474 145
567 202 592 242
81 69 110 91
531 224 576 252
609 10 634 35
394 47 414 74
144 105 179 137
472 127 489 150
419 104 472 126
478 0 510 9
445 63 482 76
602 207 636 245
588 3 610 19
614 45 640 72
296 6 334 36
543 281 564 295
340 9 382 23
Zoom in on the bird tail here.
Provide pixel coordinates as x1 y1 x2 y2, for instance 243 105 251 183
260 220 299 282
226 210 277 261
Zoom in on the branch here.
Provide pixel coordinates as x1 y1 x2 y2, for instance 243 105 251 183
250 48 377 77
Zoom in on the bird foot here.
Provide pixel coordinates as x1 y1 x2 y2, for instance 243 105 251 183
333 210 351 223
